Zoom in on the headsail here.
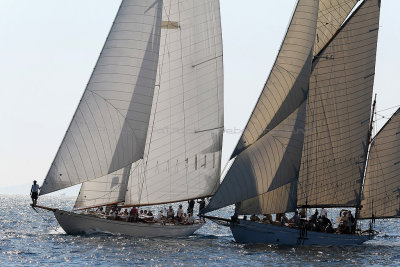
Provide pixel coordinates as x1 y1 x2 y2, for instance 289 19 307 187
40 0 163 195
74 165 131 209
231 0 320 158
204 0 320 214
297 0 381 207
360 108 400 219
124 0 224 206
205 102 307 214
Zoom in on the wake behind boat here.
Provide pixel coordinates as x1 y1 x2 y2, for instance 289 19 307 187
203 0 400 246
35 0 224 238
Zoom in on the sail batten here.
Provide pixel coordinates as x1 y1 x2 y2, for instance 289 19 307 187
40 0 164 196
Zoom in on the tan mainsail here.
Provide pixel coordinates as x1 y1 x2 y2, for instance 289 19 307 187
205 0 383 216
297 0 381 207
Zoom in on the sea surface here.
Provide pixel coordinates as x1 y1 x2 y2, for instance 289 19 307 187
1 194 400 266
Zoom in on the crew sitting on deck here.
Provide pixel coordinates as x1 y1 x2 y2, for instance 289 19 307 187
309 209 319 231
318 210 333 233
250 214 260 222
289 211 301 227
176 204 184 222
129 206 138 222
280 213 289 226
167 206 175 219
156 210 164 222
262 214 273 224
338 210 355 234
186 213 195 224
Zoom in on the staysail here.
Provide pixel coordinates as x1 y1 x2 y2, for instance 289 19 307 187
297 0 381 207
74 165 131 209
205 0 319 214
360 108 400 219
40 0 163 195
124 0 224 206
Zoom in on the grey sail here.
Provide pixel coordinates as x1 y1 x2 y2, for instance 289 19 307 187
205 102 307 214
40 0 163 195
314 0 359 56
297 0 381 207
124 0 224 206
74 165 131 209
231 0 320 158
360 108 400 219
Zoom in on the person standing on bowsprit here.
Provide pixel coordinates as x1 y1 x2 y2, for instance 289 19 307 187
30 180 40 206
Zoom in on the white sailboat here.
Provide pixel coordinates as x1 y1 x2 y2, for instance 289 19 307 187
36 0 224 238
203 0 400 245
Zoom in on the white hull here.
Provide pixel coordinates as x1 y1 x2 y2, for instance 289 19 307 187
231 220 375 246
53 210 203 238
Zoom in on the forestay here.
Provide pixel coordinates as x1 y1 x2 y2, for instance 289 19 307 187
124 0 224 206
297 0 381 207
360 109 400 219
40 0 163 195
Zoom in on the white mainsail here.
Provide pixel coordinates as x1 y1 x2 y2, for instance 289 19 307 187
40 0 163 195
125 0 224 206
297 0 381 207
205 0 320 214
360 108 400 219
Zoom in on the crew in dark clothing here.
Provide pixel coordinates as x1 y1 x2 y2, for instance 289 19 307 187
197 198 206 214
187 199 195 215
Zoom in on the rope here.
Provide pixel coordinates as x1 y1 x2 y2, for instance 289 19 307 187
32 206 60 233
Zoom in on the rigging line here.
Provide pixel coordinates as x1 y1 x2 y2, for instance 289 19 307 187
32 207 59 233
376 105 400 113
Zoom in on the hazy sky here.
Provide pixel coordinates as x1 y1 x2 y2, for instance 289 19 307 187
0 0 399 190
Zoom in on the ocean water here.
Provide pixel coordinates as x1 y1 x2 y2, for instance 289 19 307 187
1 195 400 266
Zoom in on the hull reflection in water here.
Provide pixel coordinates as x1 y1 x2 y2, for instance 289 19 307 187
230 220 375 246
54 210 203 238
